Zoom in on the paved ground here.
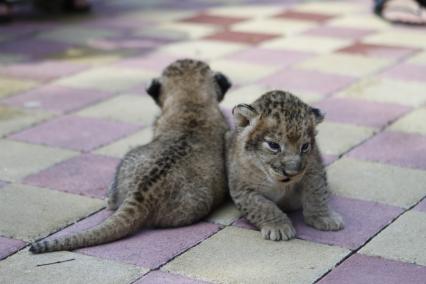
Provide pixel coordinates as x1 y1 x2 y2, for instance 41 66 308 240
0 0 426 283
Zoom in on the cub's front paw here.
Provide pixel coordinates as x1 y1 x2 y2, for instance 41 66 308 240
261 222 296 241
304 211 344 231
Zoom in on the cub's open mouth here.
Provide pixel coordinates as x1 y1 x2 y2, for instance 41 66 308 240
280 177 291 183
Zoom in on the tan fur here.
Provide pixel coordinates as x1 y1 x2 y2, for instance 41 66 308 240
30 59 231 253
227 90 344 241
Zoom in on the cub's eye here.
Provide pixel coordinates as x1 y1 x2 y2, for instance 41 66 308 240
266 141 281 152
301 143 311 153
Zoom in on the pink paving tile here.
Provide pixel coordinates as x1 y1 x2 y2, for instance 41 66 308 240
2 85 113 113
9 115 140 152
24 154 119 199
48 210 221 269
233 196 403 250
0 61 87 82
322 154 337 166
135 271 210 284
180 13 248 26
259 68 355 96
414 199 426 212
348 131 426 170
319 254 426 284
314 97 411 128
275 10 336 22
0 39 71 58
302 26 374 40
115 53 180 72
0 236 26 260
204 30 280 45
380 63 426 82
337 42 418 60
226 47 313 67
0 181 7 188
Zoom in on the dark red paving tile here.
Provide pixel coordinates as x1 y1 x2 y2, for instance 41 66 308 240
302 26 375 40
337 42 418 60
24 154 119 199
233 196 403 250
204 30 280 45
318 254 426 284
0 236 26 260
348 131 426 170
275 10 336 22
380 63 426 82
9 115 140 152
2 85 113 113
47 210 221 269
259 68 355 96
314 97 411 128
135 271 210 284
180 13 248 26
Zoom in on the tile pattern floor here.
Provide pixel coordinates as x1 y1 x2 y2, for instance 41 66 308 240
0 0 425 283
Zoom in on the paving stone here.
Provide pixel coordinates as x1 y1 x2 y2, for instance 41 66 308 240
0 236 26 260
208 5 279 18
0 61 87 82
38 27 118 45
318 254 426 284
9 115 139 152
406 51 426 65
302 26 374 40
0 183 104 241
337 42 418 60
232 18 315 36
348 131 426 170
0 250 145 284
151 22 219 40
159 40 246 60
317 121 375 156
214 84 269 110
314 97 410 128
364 30 426 49
327 14 392 30
163 226 349 284
291 2 365 15
0 106 53 137
327 158 426 208
381 63 426 83
0 76 38 98
55 67 156 93
0 38 71 58
297 53 392 77
259 68 354 96
226 47 313 67
233 196 402 250
389 108 426 135
414 199 426 212
274 10 337 22
209 59 278 85
53 48 124 66
207 202 241 226
94 127 154 158
47 210 220 269
24 154 119 199
360 210 426 266
179 12 248 27
0 140 76 182
116 52 179 72
135 271 210 284
337 77 426 107
261 35 350 53
205 30 279 45
2 85 113 113
76 94 160 125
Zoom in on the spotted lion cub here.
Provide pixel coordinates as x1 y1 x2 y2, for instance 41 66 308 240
227 90 344 241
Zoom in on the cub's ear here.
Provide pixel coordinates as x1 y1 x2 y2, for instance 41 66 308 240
214 72 232 102
146 78 161 105
232 104 258 127
311 107 324 124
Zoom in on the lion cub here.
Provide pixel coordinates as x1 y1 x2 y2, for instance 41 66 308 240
30 59 231 253
227 90 344 241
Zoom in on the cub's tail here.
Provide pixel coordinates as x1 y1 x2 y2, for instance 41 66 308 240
29 199 148 254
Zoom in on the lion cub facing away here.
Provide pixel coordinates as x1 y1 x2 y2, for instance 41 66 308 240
227 90 344 241
30 59 231 253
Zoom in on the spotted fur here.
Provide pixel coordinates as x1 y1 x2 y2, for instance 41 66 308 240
30 59 231 253
227 90 344 241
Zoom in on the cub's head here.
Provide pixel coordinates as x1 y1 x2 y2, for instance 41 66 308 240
232 91 323 184
146 59 231 107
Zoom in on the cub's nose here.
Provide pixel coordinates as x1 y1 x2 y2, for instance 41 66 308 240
282 169 299 177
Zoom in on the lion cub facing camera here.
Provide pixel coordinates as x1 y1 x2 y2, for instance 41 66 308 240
227 90 344 241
